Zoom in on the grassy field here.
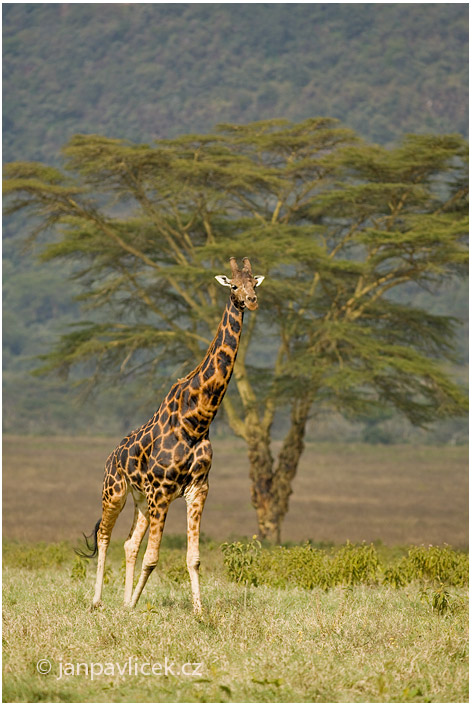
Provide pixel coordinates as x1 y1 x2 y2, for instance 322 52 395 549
2 436 468 702
2 435 468 546
2 538 468 703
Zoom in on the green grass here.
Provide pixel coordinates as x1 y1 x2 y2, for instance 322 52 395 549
3 539 468 703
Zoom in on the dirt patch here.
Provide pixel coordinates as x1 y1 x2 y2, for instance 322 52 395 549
2 435 468 547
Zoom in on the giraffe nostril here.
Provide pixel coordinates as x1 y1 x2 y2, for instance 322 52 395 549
247 296 257 303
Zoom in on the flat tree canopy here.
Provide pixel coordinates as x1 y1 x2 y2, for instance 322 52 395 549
3 118 468 541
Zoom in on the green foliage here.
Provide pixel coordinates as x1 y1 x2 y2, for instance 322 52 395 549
418 582 467 617
3 117 468 540
3 121 467 433
70 556 87 581
161 555 190 585
382 565 409 590
221 540 468 590
405 545 469 586
331 541 380 586
382 545 469 589
430 585 453 616
221 536 262 586
260 543 333 590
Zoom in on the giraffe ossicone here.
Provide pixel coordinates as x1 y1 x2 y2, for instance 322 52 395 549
77 257 264 613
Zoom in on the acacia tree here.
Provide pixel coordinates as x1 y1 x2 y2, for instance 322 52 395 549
4 118 468 542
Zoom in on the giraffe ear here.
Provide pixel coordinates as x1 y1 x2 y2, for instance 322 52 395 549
254 275 265 287
215 275 232 287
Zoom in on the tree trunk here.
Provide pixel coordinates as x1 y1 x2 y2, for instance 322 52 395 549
272 397 312 526
246 425 281 543
230 348 313 543
246 397 312 543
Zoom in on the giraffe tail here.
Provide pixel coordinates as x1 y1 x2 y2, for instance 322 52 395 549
75 518 101 558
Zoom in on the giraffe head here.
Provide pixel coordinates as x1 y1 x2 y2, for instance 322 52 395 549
215 257 265 311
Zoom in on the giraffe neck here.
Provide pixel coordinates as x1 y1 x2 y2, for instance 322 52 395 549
173 297 244 439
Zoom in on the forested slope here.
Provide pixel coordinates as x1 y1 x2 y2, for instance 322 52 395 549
3 3 468 164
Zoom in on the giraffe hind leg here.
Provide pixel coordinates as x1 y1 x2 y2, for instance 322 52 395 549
129 499 170 609
124 494 149 606
185 484 209 615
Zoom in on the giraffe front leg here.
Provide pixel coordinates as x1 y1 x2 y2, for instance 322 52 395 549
185 483 209 615
123 496 149 606
129 501 169 609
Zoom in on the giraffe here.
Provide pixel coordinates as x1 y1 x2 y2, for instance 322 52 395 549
78 257 264 613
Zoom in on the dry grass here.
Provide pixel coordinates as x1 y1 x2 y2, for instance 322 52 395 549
3 435 468 701
2 541 469 703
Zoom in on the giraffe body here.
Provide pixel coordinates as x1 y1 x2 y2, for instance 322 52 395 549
80 258 264 612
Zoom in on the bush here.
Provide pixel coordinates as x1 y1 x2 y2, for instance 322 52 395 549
259 543 332 590
405 545 468 585
331 541 380 586
221 536 262 586
221 540 468 591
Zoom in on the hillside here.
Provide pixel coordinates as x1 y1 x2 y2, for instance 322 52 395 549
3 3 468 164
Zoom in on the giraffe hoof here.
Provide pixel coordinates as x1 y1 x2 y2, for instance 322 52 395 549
90 601 103 612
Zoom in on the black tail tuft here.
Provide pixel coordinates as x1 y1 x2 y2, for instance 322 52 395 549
75 518 101 559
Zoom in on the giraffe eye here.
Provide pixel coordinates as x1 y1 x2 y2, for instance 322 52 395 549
231 285 237 291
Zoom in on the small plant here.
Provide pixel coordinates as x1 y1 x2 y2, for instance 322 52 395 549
103 564 114 585
431 584 452 616
165 559 189 584
221 536 262 586
419 583 458 616
70 556 87 581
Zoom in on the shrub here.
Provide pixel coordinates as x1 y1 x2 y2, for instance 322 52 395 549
404 545 468 586
382 564 409 589
220 540 468 591
258 543 332 590
331 541 380 586
221 536 262 586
